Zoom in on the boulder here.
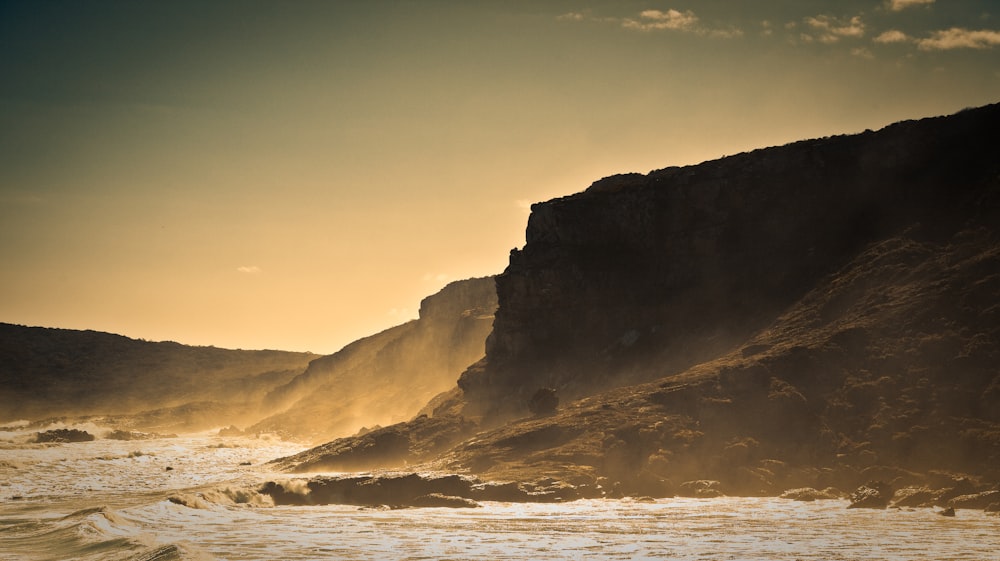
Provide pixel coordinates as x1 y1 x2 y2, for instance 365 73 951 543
948 490 1000 510
33 429 94 443
780 487 841 501
848 481 893 509
218 425 244 437
891 486 938 508
678 480 724 498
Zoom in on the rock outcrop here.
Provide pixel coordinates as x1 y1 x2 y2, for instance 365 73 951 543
249 277 497 442
460 103 1000 419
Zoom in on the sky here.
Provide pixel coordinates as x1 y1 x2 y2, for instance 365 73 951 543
1 0 998 354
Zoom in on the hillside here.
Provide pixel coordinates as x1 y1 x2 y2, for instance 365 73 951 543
274 103 1000 502
248 277 497 442
1 277 497 438
0 324 316 430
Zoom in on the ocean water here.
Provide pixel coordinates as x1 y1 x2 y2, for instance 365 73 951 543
1 425 998 561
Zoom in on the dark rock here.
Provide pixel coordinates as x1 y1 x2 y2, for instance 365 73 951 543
678 480 724 498
218 425 244 437
33 429 94 443
848 481 894 509
949 490 1000 510
891 486 938 508
260 473 477 508
935 478 980 505
938 507 956 517
527 388 559 417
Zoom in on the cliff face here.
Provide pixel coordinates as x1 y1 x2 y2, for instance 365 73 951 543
460 104 1000 417
250 276 497 442
279 104 1000 498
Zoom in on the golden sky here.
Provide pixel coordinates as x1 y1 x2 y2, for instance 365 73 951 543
1 0 998 353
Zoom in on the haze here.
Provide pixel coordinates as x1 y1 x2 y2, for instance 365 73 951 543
2 0 998 354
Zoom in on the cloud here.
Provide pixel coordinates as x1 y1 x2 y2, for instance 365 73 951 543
557 11 586 22
916 27 1000 50
422 272 449 283
803 14 865 43
236 265 261 274
886 0 935 12
556 8 741 38
851 47 875 59
874 29 911 43
623 9 699 32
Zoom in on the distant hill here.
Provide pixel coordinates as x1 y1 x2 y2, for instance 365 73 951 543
277 102 1000 500
0 276 498 438
0 324 317 429
249 277 497 443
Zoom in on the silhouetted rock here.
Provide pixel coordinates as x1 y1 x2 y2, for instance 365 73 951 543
938 507 956 517
678 480 724 498
949 490 1000 510
33 429 94 443
891 486 938 508
848 481 894 509
217 425 244 437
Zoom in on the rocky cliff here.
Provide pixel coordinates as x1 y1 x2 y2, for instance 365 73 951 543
459 103 1000 418
278 103 1000 502
248 277 497 442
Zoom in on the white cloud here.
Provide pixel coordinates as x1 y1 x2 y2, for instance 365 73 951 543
916 27 1000 50
557 12 586 22
851 47 875 59
886 0 935 12
422 272 449 283
623 9 699 32
564 8 741 39
236 265 261 274
803 15 865 43
874 29 911 43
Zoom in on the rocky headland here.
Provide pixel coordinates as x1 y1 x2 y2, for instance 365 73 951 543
269 103 1000 511
247 276 497 442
